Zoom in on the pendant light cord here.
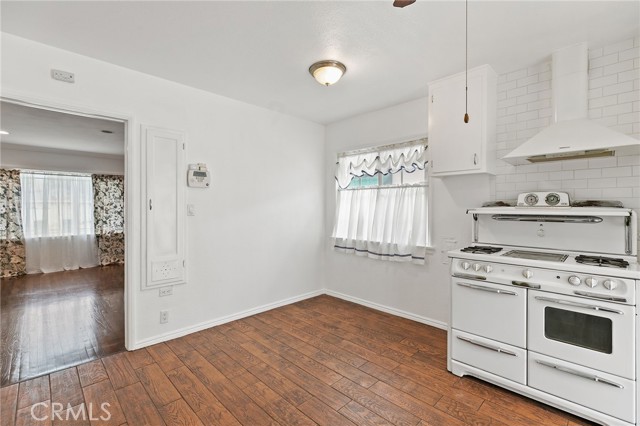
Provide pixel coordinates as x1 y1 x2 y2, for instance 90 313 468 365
464 0 469 123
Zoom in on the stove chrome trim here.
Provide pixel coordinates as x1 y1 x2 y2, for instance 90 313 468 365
511 280 541 289
456 282 517 296
573 291 628 303
491 214 603 223
535 360 624 389
452 273 486 281
456 335 518 357
534 296 624 314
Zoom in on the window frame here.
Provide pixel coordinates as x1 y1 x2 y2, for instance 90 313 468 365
333 137 433 251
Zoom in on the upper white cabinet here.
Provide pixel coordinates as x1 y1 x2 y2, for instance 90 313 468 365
428 64 497 176
143 126 186 289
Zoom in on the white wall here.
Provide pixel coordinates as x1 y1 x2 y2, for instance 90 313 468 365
1 33 325 347
1 144 125 175
324 99 491 327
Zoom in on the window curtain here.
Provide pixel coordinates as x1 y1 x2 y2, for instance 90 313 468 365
332 141 428 264
0 169 26 278
21 172 99 273
92 174 124 266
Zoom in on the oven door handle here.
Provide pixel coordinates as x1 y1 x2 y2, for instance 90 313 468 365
456 282 517 296
534 296 624 315
535 360 624 389
456 336 517 357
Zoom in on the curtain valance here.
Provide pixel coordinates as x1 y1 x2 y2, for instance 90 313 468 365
335 139 428 189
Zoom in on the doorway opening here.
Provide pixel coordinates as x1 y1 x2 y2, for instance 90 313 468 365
0 99 129 386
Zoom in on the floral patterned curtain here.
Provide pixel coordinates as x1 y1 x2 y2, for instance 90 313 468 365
92 174 125 266
0 169 26 277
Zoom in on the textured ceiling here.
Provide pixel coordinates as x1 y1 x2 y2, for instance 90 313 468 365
1 1 639 124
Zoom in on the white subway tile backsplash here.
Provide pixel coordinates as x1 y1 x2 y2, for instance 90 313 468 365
588 177 617 188
590 52 618 69
618 69 640 83
603 81 634 96
602 187 633 198
603 59 634 76
589 95 617 109
575 189 603 199
575 169 602 179
561 179 589 189
619 47 640 61
527 80 551 93
617 176 640 187
549 171 574 180
602 103 632 117
492 37 639 202
562 159 591 170
602 166 633 177
590 74 617 89
618 111 640 125
588 156 618 168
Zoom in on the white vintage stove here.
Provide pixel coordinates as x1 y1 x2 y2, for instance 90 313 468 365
448 191 640 426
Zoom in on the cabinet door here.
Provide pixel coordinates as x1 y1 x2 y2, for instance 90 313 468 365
144 126 186 289
429 73 483 174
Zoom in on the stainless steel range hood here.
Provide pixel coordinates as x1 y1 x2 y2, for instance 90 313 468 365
502 43 640 164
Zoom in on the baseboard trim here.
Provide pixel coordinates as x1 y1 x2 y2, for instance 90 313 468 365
324 289 448 330
131 287 447 349
131 289 324 349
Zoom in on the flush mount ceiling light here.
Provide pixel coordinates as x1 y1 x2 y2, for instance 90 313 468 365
309 60 347 86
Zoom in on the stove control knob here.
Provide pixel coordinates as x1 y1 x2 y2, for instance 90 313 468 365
473 263 482 272
603 280 618 290
483 265 493 273
522 269 533 279
568 275 581 286
460 261 471 270
584 277 598 288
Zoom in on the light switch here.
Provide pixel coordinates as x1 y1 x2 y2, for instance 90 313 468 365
187 204 195 216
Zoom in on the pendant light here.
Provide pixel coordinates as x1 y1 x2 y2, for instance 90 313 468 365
463 0 469 123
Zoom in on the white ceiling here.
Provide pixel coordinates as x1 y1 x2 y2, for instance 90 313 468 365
1 1 638 124
0 102 125 156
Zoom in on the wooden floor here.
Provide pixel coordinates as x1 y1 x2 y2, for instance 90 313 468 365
0 295 594 426
1 265 125 387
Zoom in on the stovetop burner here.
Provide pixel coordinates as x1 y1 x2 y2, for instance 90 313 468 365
460 245 503 254
575 255 630 269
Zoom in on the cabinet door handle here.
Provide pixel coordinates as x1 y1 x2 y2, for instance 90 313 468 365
535 360 623 389
149 199 153 210
473 153 478 165
456 336 517 356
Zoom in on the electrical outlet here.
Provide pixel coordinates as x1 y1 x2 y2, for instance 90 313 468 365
160 310 169 324
159 287 173 297
51 69 75 83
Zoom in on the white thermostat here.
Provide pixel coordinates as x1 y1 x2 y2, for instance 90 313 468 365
187 163 210 188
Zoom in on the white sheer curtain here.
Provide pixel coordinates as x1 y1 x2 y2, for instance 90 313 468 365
332 140 428 264
21 172 99 273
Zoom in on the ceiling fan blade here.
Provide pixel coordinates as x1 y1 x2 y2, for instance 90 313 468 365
393 0 416 8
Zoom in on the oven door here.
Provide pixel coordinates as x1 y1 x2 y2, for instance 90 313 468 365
452 278 526 347
528 290 635 379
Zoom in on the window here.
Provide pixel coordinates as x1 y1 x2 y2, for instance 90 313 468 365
21 172 95 238
332 138 429 263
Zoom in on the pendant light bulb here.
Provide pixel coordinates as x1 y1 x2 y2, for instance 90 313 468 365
464 113 469 123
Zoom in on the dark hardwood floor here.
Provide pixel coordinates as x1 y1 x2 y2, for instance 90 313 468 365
0 265 125 387
0 295 594 425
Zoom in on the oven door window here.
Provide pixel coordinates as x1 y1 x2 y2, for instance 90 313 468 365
544 307 612 354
